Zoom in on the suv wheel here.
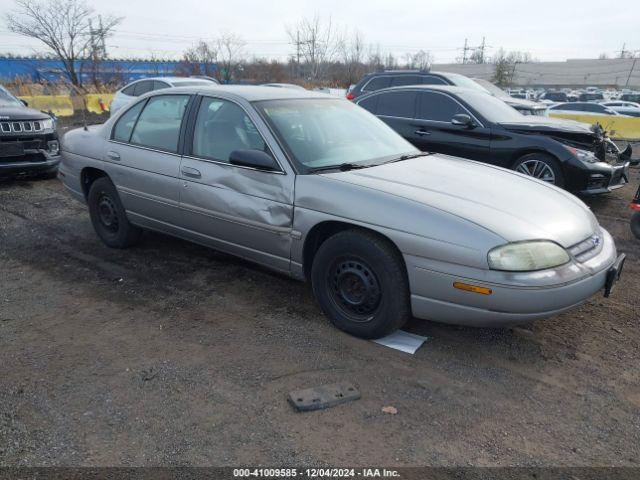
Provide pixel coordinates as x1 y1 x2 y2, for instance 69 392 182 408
88 177 141 248
513 153 564 187
311 229 411 339
631 212 640 240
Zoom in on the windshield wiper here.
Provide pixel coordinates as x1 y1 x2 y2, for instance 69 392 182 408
385 152 432 164
308 163 370 173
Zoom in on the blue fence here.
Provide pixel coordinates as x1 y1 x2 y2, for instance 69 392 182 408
0 57 217 84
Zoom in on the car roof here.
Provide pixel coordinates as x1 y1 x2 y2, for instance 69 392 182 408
128 76 209 84
153 84 332 101
356 84 480 97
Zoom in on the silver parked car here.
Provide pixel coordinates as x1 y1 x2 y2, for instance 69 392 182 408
59 86 625 339
109 76 217 115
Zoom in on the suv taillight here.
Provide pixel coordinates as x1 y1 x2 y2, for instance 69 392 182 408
346 91 355 101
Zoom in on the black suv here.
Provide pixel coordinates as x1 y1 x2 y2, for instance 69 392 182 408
0 85 60 179
348 70 546 115
355 85 631 195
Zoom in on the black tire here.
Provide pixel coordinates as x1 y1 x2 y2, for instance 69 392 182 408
311 229 411 339
631 212 640 240
512 153 565 188
87 177 141 248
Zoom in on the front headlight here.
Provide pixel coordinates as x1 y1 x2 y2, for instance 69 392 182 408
488 241 570 271
41 118 55 131
564 145 598 163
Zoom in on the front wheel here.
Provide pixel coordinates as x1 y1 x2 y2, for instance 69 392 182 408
631 212 640 240
87 177 142 248
311 229 411 339
513 153 565 188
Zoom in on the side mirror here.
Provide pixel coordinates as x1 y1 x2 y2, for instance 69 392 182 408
451 113 475 128
20 99 28 107
229 149 279 171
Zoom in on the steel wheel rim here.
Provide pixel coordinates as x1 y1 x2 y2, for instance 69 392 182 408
327 256 382 323
97 193 119 232
515 159 556 183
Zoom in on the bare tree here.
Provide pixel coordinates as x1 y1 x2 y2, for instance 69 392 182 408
287 15 341 81
178 40 218 77
492 48 534 87
6 0 121 88
404 50 433 70
340 29 366 85
216 33 246 83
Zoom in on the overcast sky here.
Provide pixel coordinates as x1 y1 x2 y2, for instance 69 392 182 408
0 0 638 63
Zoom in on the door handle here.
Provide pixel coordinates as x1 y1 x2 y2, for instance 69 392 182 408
181 166 201 178
107 151 121 161
414 130 431 136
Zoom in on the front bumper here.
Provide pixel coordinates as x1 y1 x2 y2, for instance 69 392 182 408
0 154 60 178
406 228 618 326
0 132 60 178
577 161 630 195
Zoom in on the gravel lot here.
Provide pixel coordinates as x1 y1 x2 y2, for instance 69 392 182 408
0 144 639 466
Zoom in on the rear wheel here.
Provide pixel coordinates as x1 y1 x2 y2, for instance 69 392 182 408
311 229 411 339
513 153 564 188
87 177 141 248
631 212 640 240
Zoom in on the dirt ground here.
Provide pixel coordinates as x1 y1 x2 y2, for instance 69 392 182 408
0 150 639 466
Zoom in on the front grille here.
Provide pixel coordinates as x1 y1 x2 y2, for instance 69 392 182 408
569 233 603 262
0 121 43 134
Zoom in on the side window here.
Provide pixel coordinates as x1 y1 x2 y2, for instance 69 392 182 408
192 97 269 163
417 92 466 122
133 80 154 97
130 95 190 152
112 101 145 142
421 75 448 85
121 83 136 96
362 76 391 92
153 80 169 91
377 91 417 118
391 75 421 87
357 95 379 114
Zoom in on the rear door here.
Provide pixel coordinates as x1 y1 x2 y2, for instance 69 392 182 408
411 91 492 161
103 94 191 225
178 95 295 273
373 90 418 140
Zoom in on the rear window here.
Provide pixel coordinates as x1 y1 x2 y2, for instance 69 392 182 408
390 75 421 87
377 91 417 118
362 76 391 92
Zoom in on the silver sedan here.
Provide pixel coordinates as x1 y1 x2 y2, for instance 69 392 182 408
59 86 625 338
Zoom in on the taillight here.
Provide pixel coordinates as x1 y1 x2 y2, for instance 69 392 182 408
346 91 355 101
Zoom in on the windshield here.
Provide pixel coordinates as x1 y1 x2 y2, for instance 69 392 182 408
472 78 510 98
444 73 488 92
255 98 418 172
0 86 23 107
458 90 525 123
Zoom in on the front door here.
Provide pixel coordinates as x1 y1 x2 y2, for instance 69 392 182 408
178 96 295 273
410 91 492 162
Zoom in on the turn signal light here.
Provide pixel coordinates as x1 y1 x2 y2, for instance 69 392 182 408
630 203 640 211
453 282 492 295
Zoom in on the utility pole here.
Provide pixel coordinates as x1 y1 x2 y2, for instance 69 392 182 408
462 38 469 64
478 37 486 64
620 43 627 59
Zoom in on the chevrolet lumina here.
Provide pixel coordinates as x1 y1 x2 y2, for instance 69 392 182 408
59 86 625 339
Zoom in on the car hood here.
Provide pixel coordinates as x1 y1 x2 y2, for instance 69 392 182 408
321 155 598 247
0 105 51 121
498 115 595 134
503 96 545 110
